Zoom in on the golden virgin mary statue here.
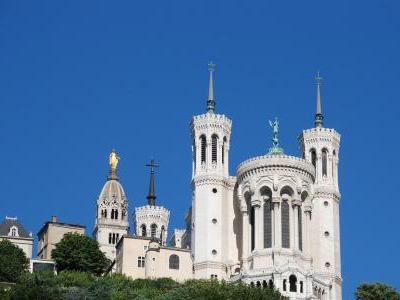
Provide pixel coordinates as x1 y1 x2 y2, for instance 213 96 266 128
109 149 120 172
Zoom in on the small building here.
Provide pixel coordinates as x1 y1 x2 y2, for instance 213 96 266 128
37 215 85 259
0 216 33 259
115 235 192 282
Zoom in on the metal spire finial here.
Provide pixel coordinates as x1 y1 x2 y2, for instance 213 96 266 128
206 61 216 113
315 71 324 128
146 159 160 206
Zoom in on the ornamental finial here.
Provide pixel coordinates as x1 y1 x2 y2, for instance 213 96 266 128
108 149 120 181
268 117 284 155
315 71 324 128
206 61 216 113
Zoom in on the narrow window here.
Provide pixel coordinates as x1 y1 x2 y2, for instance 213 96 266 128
200 135 206 163
332 150 336 178
141 224 147 237
311 149 317 168
115 209 118 220
222 137 227 164
300 281 303 293
264 199 272 248
112 233 116 244
116 233 119 243
322 149 328 177
250 206 255 251
268 279 274 289
151 224 157 238
283 279 287 291
137 256 145 268
104 209 107 218
289 275 297 292
169 254 180 269
212 134 218 163
109 233 112 244
281 201 290 248
111 209 114 219
160 226 165 244
298 207 303 251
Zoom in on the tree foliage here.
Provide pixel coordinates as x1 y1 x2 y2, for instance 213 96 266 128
1 271 287 300
0 239 29 283
51 233 108 275
356 283 400 300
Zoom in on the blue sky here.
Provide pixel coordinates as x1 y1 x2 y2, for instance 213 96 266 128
1 0 399 298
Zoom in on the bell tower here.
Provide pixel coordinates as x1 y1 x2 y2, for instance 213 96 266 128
299 73 342 300
93 149 129 263
190 63 236 280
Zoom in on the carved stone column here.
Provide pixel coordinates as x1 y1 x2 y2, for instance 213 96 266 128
241 210 249 268
251 197 261 251
292 200 301 251
272 197 281 248
304 206 312 257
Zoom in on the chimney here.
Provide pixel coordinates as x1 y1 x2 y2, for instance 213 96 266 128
51 215 57 223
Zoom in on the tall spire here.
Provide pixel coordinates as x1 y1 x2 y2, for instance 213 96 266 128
146 159 159 206
206 62 216 113
315 71 324 128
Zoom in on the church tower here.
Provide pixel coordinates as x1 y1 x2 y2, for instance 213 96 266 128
190 63 237 280
93 149 129 262
299 73 342 299
133 160 170 245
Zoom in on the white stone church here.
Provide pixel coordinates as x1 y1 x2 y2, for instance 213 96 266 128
91 65 342 300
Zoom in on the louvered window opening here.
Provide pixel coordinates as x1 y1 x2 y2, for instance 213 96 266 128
281 201 290 248
212 135 218 163
264 200 272 248
200 136 206 163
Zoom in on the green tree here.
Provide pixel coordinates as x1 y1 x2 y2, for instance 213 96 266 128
162 279 287 300
52 233 108 275
356 283 400 300
0 239 29 283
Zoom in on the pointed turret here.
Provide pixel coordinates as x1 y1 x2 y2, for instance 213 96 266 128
315 71 324 128
146 159 159 206
206 62 216 113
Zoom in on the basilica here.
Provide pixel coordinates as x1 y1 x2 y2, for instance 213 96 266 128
91 65 342 300
0 65 342 300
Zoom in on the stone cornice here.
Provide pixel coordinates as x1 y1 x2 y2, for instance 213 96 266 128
192 175 236 190
237 154 315 184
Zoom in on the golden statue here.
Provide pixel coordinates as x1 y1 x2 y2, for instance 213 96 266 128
109 149 120 171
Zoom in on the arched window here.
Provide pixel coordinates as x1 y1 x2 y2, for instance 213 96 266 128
268 279 274 289
111 209 115 219
256 281 261 288
141 224 147 237
137 256 145 268
116 233 119 243
112 233 116 244
169 254 179 269
322 149 328 177
311 149 317 168
11 228 17 237
115 209 118 220
211 134 218 163
108 233 112 244
151 224 157 238
160 226 165 244
200 135 206 164
281 200 290 248
222 137 227 164
283 279 287 291
298 206 303 251
104 209 107 218
262 188 272 248
289 275 297 292
300 281 304 293
250 206 255 251
332 150 336 178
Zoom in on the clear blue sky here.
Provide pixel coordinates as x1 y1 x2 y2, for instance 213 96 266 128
1 1 399 298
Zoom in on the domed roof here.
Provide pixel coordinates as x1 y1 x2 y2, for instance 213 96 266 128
98 179 127 204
